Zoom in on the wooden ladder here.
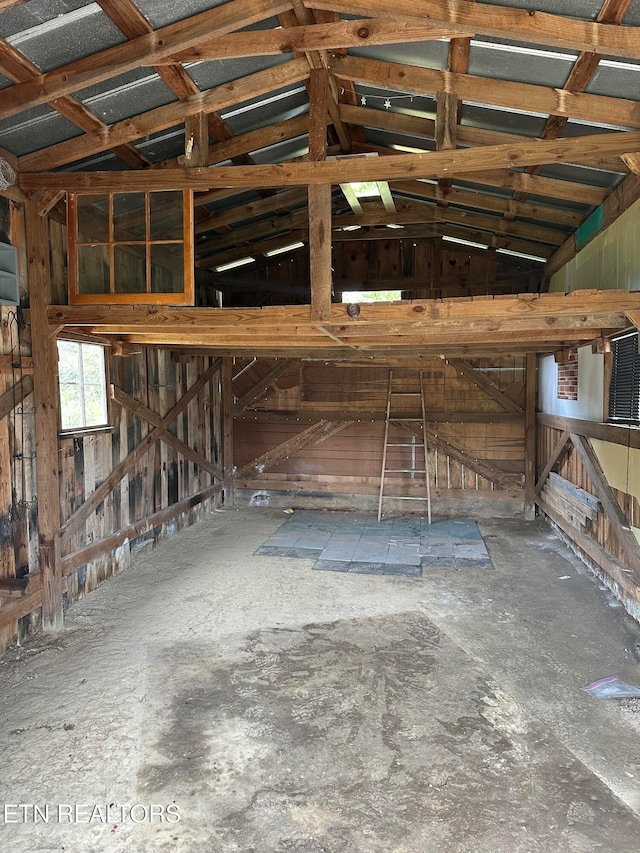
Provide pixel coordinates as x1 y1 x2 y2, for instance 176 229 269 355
377 369 432 523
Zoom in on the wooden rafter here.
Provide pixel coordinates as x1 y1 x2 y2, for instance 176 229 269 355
331 54 640 131
312 0 640 58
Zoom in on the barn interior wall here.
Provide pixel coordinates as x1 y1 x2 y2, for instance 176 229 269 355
550 197 640 293
233 358 526 516
0 203 225 654
538 346 605 421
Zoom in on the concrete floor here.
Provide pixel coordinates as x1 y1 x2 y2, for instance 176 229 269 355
1 508 640 852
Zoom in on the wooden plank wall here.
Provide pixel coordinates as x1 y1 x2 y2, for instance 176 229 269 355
538 422 638 569
221 239 542 306
234 358 526 513
0 335 223 654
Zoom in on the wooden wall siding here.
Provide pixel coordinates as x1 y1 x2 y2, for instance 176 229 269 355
221 239 542 306
233 358 526 510
0 340 223 654
537 422 640 615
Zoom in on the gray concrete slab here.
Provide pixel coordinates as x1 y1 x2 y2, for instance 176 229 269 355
1 509 640 852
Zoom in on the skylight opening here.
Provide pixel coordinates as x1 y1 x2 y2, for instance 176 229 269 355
350 181 381 199
215 256 256 272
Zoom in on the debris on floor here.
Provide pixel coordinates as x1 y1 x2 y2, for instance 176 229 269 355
582 677 640 698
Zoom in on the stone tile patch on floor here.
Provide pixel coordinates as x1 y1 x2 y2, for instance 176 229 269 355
254 511 494 574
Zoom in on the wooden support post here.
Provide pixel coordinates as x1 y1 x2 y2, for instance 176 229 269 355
308 67 332 323
184 111 209 168
25 200 63 632
524 352 537 519
222 357 234 505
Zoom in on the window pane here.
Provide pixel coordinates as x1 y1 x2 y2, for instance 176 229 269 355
150 191 183 240
114 244 146 293
78 244 110 294
58 341 108 431
150 244 183 293
77 195 109 243
114 193 146 241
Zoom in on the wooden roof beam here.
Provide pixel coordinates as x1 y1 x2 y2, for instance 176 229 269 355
21 131 640 190
331 54 640 130
19 58 311 172
0 0 292 121
311 0 640 59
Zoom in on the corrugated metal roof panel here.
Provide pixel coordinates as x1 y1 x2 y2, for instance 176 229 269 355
4 3 126 73
349 40 449 70
0 0 92 38
249 136 309 165
539 163 624 188
187 54 290 93
0 103 82 156
586 59 640 99
476 0 602 19
75 69 178 124
220 85 309 135
133 0 227 30
467 39 574 88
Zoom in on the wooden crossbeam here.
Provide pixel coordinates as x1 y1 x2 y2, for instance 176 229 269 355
234 360 297 409
313 0 640 59
0 0 291 121
19 58 311 173
59 359 221 548
341 105 628 175
398 422 522 491
331 54 640 130
570 432 640 580
535 429 571 495
111 386 222 479
22 131 640 189
0 374 33 422
447 358 524 414
234 419 352 481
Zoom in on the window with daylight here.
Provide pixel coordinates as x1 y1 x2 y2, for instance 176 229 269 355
608 331 640 424
57 340 108 432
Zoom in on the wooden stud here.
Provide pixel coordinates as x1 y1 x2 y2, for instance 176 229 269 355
221 357 234 504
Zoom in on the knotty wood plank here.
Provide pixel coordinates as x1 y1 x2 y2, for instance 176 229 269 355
570 433 640 580
0 374 33 422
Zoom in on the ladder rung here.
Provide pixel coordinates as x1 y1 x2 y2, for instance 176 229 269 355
385 468 427 473
390 391 421 396
382 495 430 500
387 442 424 447
390 417 422 421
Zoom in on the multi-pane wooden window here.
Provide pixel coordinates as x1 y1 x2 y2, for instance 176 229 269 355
68 190 194 304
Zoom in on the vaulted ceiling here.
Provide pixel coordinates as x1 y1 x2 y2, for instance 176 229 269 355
2 0 640 312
